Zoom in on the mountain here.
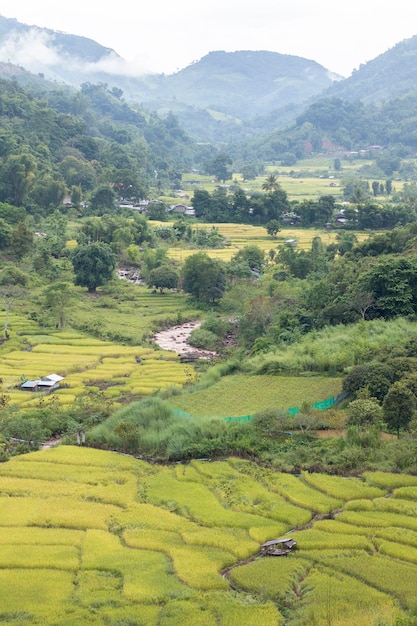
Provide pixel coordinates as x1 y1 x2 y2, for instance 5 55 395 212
0 16 341 142
322 34 417 104
5 14 417 153
0 15 117 62
145 50 340 118
0 15 121 86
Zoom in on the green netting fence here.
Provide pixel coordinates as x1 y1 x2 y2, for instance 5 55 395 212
223 392 348 423
224 414 253 423
175 393 348 424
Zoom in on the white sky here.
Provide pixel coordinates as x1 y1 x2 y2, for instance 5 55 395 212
1 0 417 77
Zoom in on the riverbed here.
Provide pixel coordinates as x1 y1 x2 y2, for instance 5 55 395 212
152 321 216 359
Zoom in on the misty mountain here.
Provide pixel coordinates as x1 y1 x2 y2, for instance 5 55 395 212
4 15 417 152
145 50 340 117
0 15 122 86
0 16 117 62
0 16 341 140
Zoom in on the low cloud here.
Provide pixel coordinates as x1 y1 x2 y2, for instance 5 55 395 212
0 27 152 80
0 29 62 70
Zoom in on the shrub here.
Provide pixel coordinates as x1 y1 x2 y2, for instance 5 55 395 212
200 315 233 337
188 328 218 351
346 398 383 428
342 362 395 401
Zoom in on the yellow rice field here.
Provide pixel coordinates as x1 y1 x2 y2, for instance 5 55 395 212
0 317 196 408
0 446 415 624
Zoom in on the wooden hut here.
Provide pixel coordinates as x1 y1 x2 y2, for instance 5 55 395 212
260 538 297 556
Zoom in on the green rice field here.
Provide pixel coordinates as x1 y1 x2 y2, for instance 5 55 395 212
181 159 403 203
0 446 414 624
169 374 342 418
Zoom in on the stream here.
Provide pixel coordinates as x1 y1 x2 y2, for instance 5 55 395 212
152 321 217 359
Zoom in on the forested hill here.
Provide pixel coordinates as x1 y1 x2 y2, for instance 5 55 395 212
0 16 341 143
0 77 205 211
323 34 417 104
233 90 417 165
150 50 340 119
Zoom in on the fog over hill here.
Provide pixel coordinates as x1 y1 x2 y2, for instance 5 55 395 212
2 15 417 146
0 16 339 117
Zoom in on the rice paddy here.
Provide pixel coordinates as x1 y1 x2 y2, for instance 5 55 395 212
169 373 342 418
167 225 346 262
0 315 196 409
0 445 415 624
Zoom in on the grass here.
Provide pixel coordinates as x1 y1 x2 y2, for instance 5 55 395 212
302 473 385 501
246 316 417 375
2 448 417 623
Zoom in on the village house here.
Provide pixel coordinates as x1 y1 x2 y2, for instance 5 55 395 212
21 373 64 392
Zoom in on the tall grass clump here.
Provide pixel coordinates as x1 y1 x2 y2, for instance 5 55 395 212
88 396 267 461
88 397 194 457
189 315 234 352
245 318 417 376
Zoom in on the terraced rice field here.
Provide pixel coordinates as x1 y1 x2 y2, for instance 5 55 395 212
0 315 195 408
0 446 415 624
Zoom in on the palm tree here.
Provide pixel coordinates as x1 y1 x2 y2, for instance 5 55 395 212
262 174 280 193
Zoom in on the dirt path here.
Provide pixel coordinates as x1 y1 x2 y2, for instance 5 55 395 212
152 321 217 359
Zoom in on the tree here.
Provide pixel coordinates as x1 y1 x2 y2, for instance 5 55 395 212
262 174 280 193
70 242 116 293
147 265 178 293
359 257 417 319
0 218 12 248
70 185 82 208
233 245 265 271
206 154 232 182
89 185 116 214
1 153 36 205
147 202 168 221
11 222 33 259
182 252 225 304
342 362 394 401
59 156 96 191
348 183 370 206
336 231 357 256
383 381 416 436
192 189 211 219
265 219 281 238
30 174 66 209
43 282 74 330
350 291 376 320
